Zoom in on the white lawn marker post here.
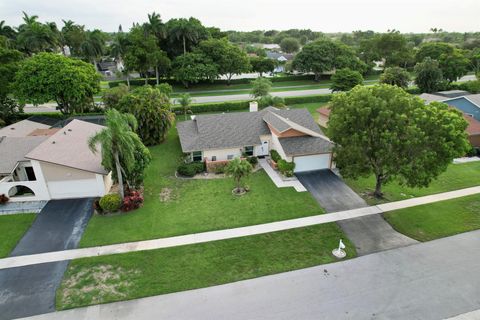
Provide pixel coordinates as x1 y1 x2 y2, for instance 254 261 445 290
332 239 346 259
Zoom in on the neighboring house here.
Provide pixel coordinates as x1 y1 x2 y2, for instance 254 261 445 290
177 104 334 173
266 51 295 73
0 120 112 202
0 119 51 137
317 107 331 128
419 91 480 122
419 91 480 147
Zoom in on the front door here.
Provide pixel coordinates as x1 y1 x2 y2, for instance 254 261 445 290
260 140 269 156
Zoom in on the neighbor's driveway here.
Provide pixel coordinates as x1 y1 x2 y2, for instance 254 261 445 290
296 170 417 255
0 198 93 320
23 230 480 320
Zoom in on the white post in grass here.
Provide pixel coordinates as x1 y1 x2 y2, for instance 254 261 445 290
332 239 346 259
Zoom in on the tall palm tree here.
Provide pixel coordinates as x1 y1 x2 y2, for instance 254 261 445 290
16 12 58 54
168 18 202 55
81 29 105 70
88 109 139 199
144 12 166 41
21 12 38 25
176 93 192 120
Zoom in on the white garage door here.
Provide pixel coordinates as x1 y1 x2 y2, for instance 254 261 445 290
47 179 102 199
294 154 331 173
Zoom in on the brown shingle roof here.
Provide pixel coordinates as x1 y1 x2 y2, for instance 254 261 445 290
317 107 331 117
0 120 50 137
464 115 480 136
25 120 108 175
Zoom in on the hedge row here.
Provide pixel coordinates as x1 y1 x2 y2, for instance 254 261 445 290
108 74 320 88
171 94 332 115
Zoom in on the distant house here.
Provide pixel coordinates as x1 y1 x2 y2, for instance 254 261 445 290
266 51 295 73
177 104 334 173
316 107 331 128
0 120 112 202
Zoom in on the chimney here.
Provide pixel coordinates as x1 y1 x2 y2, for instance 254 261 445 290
249 101 258 112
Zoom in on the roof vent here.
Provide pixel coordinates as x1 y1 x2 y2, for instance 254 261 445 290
52 141 56 144
10 127 15 130
63 131 67 135
68 129 72 132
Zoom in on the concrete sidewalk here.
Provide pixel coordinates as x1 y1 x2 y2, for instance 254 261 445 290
258 159 306 192
0 186 478 271
20 230 480 320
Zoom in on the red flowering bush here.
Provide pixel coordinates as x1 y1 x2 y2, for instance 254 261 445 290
122 190 144 212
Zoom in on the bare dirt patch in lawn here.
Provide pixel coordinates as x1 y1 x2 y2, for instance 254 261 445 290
159 188 173 202
60 264 140 307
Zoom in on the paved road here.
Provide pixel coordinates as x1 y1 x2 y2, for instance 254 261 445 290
296 170 417 255
23 230 480 320
0 198 93 320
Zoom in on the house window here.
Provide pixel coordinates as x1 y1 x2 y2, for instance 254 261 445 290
227 155 234 160
192 151 203 162
211 156 217 161
244 146 254 156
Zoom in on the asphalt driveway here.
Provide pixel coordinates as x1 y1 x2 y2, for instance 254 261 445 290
296 170 417 255
0 198 94 320
295 169 367 212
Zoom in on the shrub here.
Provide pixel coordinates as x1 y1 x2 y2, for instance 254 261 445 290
206 161 228 174
247 156 258 166
270 149 281 162
458 80 480 94
122 190 144 212
277 159 295 176
99 193 122 213
283 94 331 105
177 162 205 177
0 194 9 205
271 96 286 108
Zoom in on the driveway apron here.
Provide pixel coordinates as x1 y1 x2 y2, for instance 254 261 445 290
296 170 417 255
0 198 93 320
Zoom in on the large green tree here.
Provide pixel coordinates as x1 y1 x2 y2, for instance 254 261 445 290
330 68 363 92
166 17 208 57
197 38 250 84
16 12 59 55
439 50 469 83
13 52 100 114
293 39 366 81
328 85 469 198
117 86 175 145
250 56 276 77
415 42 455 63
373 31 413 68
89 109 150 198
0 47 24 97
379 67 410 89
414 57 444 93
172 52 217 88
280 37 300 53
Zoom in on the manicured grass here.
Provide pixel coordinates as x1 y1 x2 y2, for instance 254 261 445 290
58 223 355 309
384 194 480 242
346 161 480 205
289 102 328 121
0 213 35 258
79 127 325 247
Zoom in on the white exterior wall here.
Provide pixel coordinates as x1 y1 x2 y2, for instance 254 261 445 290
254 135 272 157
203 148 243 161
0 160 50 202
270 134 292 162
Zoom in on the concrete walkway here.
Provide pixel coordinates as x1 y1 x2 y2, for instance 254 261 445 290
0 186 478 271
258 159 306 192
21 230 480 320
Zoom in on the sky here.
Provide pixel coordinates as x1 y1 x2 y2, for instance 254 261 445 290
1 0 479 33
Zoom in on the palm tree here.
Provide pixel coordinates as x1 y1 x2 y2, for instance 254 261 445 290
176 93 193 120
88 109 139 199
168 18 202 55
16 13 57 55
144 12 166 41
225 158 253 194
81 29 105 71
21 12 38 25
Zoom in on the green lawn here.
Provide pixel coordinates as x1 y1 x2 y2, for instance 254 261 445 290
346 161 480 205
289 102 328 121
0 213 35 258
79 127 325 247
384 194 480 242
58 223 355 310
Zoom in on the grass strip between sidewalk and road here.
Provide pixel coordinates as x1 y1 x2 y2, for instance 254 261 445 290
384 194 480 242
57 223 355 310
